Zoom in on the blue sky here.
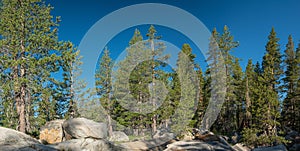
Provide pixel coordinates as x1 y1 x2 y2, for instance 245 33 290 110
46 0 300 86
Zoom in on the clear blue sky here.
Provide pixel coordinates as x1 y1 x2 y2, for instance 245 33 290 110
47 0 300 77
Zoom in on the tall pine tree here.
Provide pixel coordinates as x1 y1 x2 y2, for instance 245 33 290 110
0 0 75 133
282 35 297 130
95 47 113 137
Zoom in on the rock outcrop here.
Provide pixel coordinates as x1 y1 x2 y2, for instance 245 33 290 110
62 117 108 140
39 119 65 144
1 119 255 151
0 126 57 151
53 138 117 151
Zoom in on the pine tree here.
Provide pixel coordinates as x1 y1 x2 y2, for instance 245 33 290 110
209 26 239 135
171 44 198 136
129 29 143 46
63 49 83 119
147 25 162 134
95 47 113 137
192 66 206 128
0 0 75 133
282 35 297 130
242 28 286 147
295 42 300 132
244 59 255 128
204 28 226 131
112 28 149 136
232 58 244 131
261 28 282 137
112 26 170 137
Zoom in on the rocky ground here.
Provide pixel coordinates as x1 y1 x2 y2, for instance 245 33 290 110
0 117 298 151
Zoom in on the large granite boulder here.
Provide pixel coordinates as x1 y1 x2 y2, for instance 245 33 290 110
0 126 57 151
62 118 108 140
109 131 129 142
39 119 65 144
53 138 118 151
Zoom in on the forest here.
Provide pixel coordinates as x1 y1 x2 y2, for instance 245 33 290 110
0 0 299 149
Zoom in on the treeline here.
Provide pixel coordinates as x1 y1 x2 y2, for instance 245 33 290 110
96 25 300 147
0 0 300 148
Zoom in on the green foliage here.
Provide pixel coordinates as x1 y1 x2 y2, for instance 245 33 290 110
242 128 289 147
241 28 286 147
281 35 298 130
241 128 260 147
207 26 240 135
171 44 198 135
0 1 297 146
0 0 76 133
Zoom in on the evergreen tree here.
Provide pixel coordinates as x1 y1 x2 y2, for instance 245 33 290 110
244 59 255 128
210 26 239 135
112 26 171 137
146 25 166 134
171 44 198 136
260 28 282 137
63 49 83 119
192 66 206 128
129 29 143 46
295 42 300 132
95 47 113 137
242 28 286 147
0 0 75 133
112 28 149 136
282 35 297 130
204 28 226 131
232 58 244 131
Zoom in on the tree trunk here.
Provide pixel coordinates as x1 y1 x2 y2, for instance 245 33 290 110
19 77 26 133
245 77 251 127
25 86 31 133
107 114 113 137
16 38 27 133
150 39 157 135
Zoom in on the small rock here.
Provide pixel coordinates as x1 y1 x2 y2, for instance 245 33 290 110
182 130 194 140
232 143 251 151
193 129 220 142
153 129 175 139
109 131 129 142
62 118 108 140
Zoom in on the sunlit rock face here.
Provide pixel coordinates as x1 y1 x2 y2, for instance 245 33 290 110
39 119 65 144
